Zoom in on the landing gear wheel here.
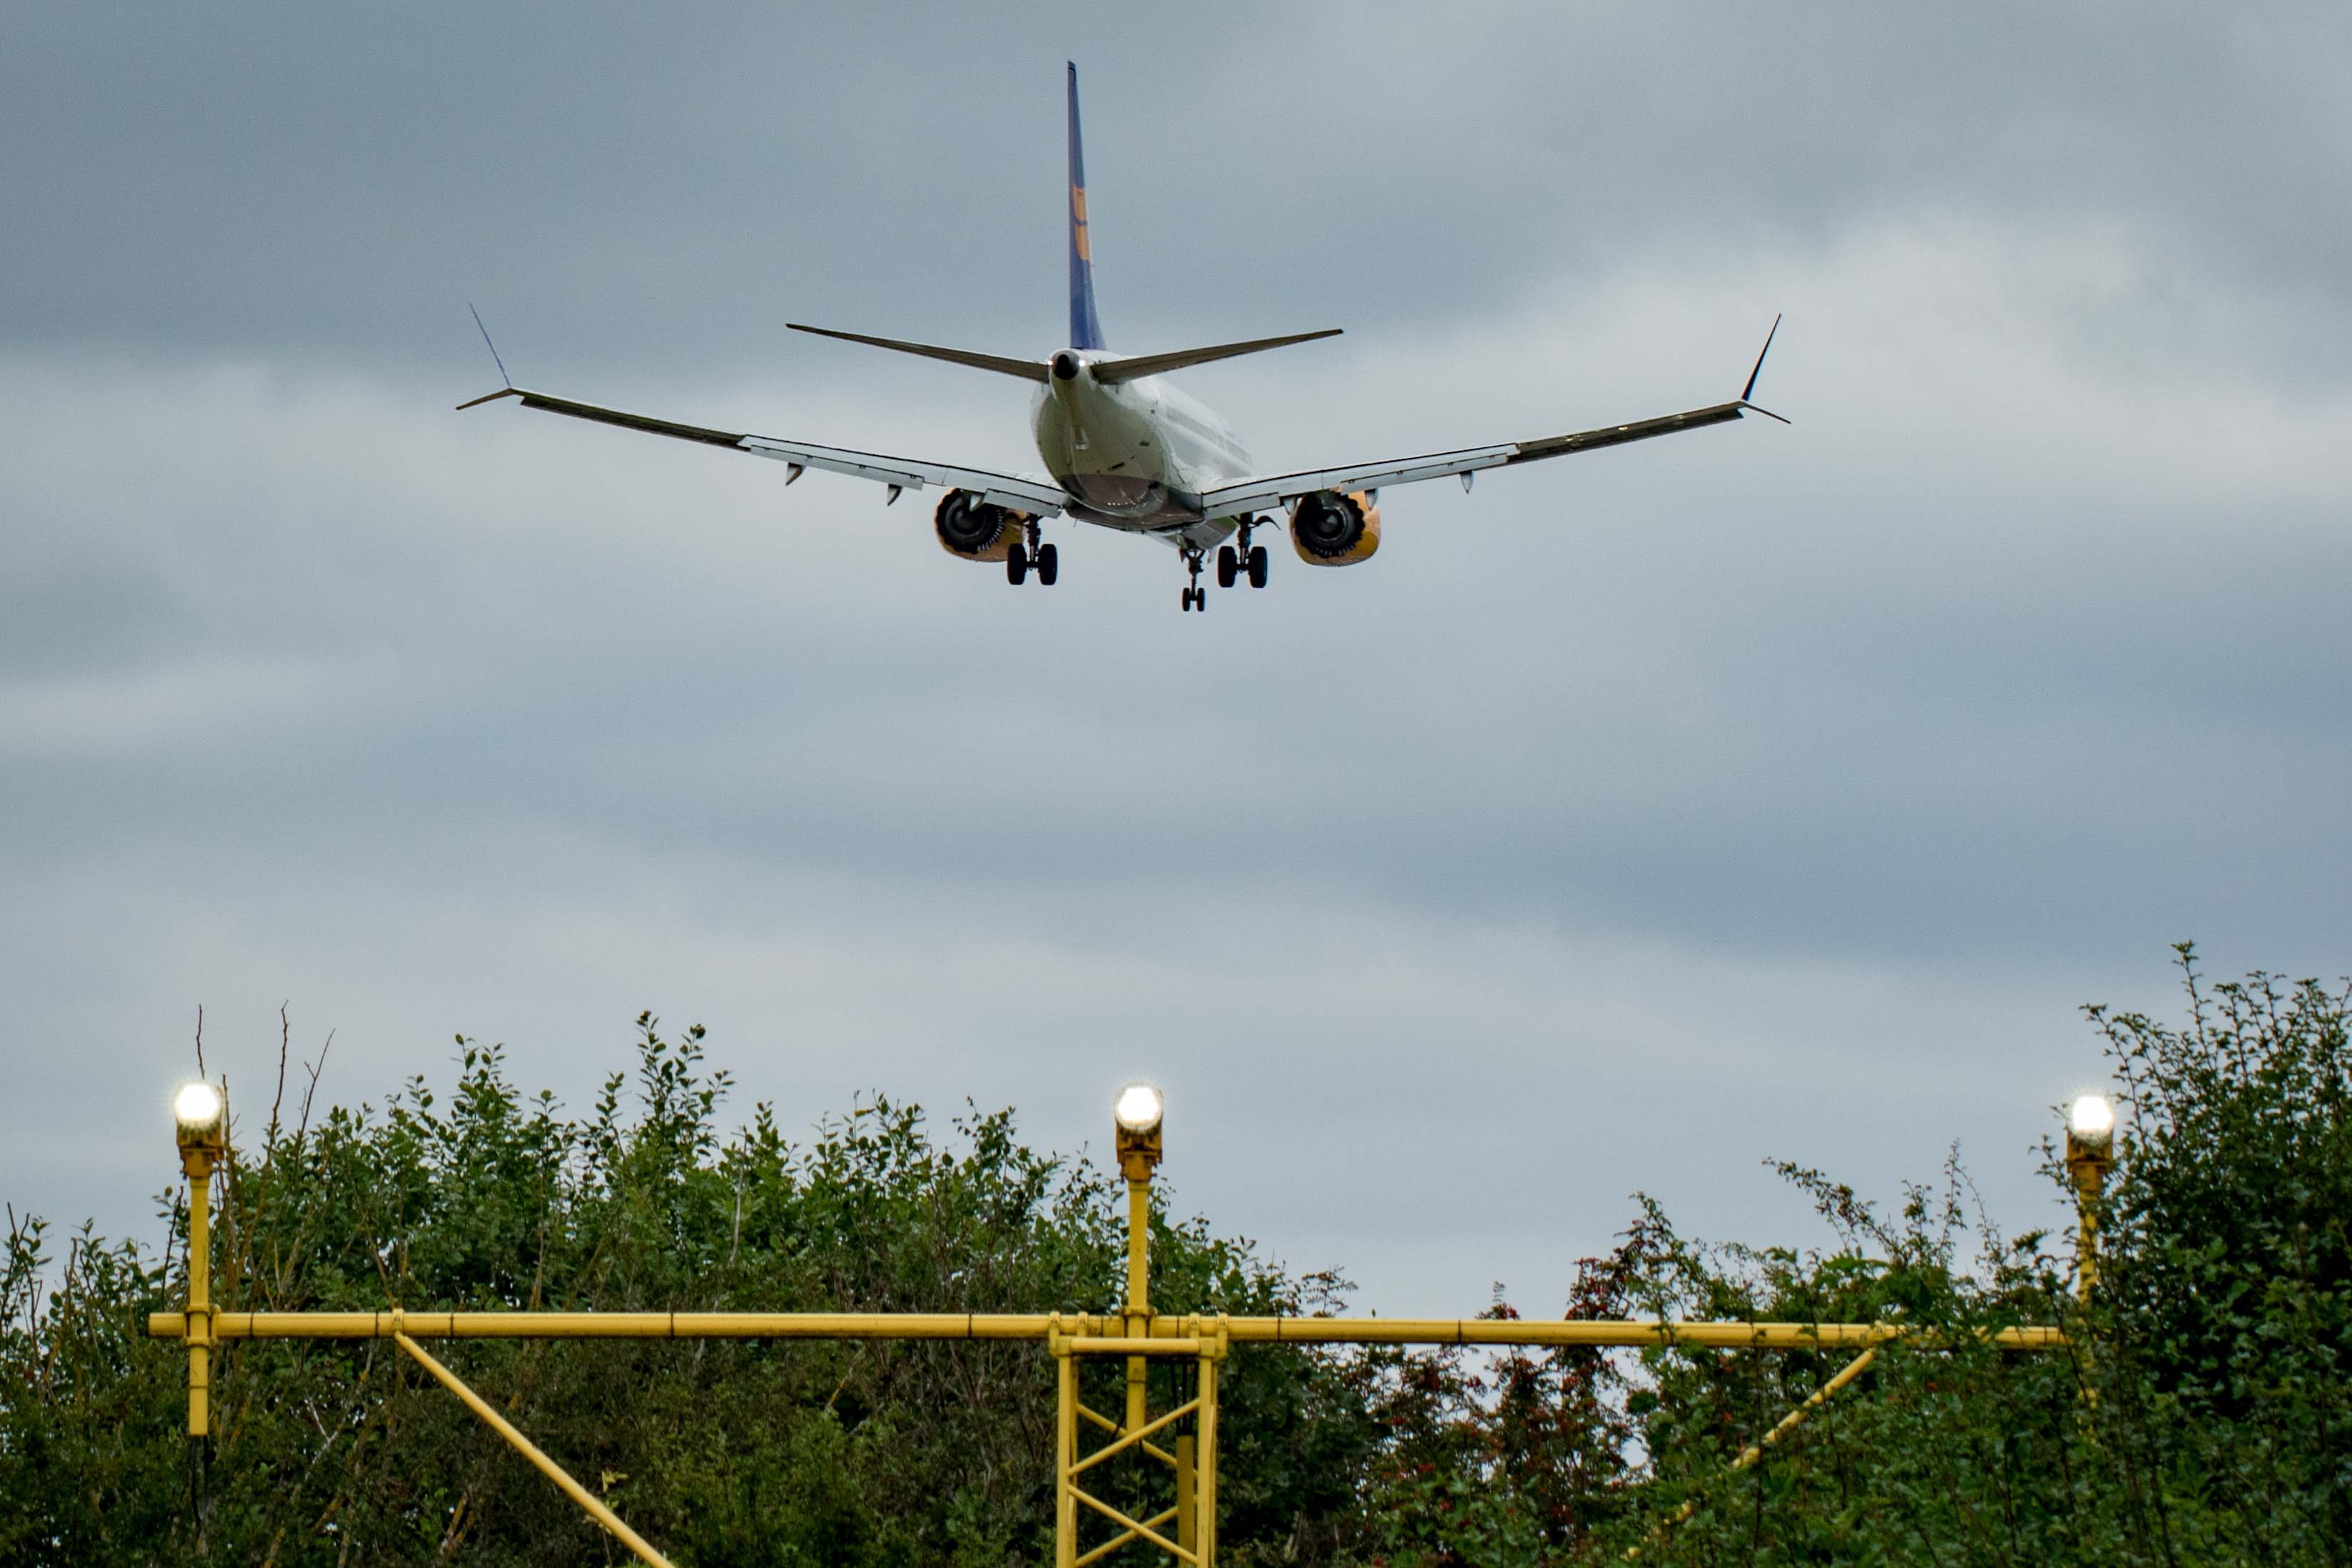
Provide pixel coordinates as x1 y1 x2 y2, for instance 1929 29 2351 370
1246 544 1269 589
1007 542 1029 585
1178 544 1209 613
1036 541 1059 586
1216 545 1238 589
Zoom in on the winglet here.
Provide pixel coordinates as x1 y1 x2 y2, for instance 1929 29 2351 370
1738 313 1789 423
469 303 512 387
1741 313 1779 402
459 305 521 410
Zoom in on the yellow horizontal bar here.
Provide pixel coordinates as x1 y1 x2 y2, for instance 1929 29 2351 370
143 1311 2065 1350
145 1311 1057 1341
1224 1319 2067 1350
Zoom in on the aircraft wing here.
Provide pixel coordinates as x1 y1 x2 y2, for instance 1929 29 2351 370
1198 317 1787 522
457 386 1070 516
1197 399 1773 522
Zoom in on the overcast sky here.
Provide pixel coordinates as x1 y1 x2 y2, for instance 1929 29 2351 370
4 1 2346 1315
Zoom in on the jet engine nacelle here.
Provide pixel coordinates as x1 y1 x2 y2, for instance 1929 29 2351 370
1287 489 1381 566
934 490 1032 561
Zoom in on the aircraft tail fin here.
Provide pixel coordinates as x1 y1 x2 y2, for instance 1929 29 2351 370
1066 62 1106 352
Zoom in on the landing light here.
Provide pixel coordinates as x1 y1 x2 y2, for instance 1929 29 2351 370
2067 1093 2115 1151
174 1081 224 1139
1114 1084 1164 1135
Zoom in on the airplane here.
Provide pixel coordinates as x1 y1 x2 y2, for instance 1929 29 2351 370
460 63 1784 614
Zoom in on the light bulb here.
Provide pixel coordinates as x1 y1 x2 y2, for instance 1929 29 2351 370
174 1081 224 1136
2067 1093 2114 1149
1114 1084 1164 1134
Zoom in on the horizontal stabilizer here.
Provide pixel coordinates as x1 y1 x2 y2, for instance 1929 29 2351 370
1089 329 1342 385
787 323 1048 382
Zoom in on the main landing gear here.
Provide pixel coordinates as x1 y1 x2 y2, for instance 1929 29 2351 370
1215 516 1271 591
1007 521 1058 586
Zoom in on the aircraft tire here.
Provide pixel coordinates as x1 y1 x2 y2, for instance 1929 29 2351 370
1037 542 1059 586
1246 545 1268 589
1216 545 1238 589
1007 542 1029 585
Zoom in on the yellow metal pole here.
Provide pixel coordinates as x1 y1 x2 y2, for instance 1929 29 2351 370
1196 1350 1218 1568
182 1146 213 1440
2067 1142 2110 1301
1175 1435 1196 1557
1114 1092 1161 1443
1125 1174 1150 1432
1125 1176 1150 1315
392 1333 676 1568
173 1079 229 1544
1056 1330 1078 1568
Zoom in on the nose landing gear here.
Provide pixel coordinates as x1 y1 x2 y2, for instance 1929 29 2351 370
1181 516 1275 611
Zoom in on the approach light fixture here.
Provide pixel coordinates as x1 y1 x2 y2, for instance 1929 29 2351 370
174 1081 225 1144
2063 1090 2115 1300
1114 1083 1164 1182
1114 1084 1164 1135
2067 1093 2115 1152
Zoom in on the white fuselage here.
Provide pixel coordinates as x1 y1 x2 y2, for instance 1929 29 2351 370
1030 357 1252 547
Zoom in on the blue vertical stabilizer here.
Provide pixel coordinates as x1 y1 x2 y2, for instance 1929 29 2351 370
1066 63 1106 351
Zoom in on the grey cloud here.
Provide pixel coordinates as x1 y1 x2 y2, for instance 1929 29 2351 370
3 4 2347 1315
5 4 2347 373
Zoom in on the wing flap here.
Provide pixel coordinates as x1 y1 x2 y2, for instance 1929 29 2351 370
460 387 750 448
740 437 1066 514
1201 444 1516 520
1508 401 1747 462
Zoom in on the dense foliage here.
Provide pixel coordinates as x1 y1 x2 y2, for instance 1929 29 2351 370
4 951 2345 1565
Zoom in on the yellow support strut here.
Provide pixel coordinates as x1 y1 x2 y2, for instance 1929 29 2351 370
392 1332 676 1568
1626 1345 1881 1560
